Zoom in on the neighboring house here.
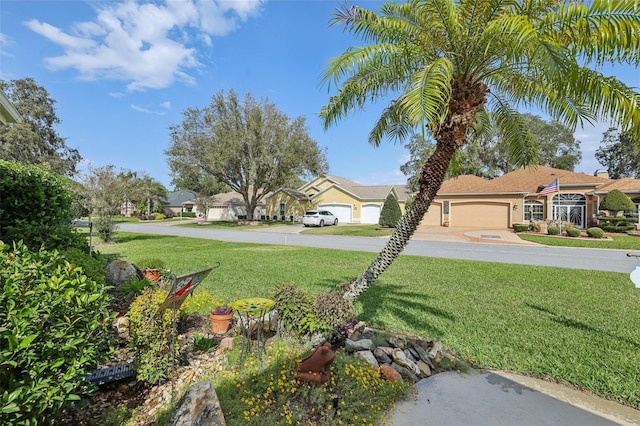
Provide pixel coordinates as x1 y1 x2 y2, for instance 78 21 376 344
202 191 266 221
420 166 640 230
0 90 21 124
266 175 411 224
162 190 198 217
270 167 640 230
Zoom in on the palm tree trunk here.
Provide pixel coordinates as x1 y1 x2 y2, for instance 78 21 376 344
343 141 457 303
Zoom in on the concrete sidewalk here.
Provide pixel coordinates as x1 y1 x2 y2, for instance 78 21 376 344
387 370 640 426
411 226 538 245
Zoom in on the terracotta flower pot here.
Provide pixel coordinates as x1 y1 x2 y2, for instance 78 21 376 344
209 312 233 334
143 268 161 282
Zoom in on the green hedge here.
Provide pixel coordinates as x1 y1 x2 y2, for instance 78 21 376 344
512 223 529 233
0 160 85 251
0 242 114 424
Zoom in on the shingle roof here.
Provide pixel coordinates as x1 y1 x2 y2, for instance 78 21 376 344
484 166 609 194
163 190 198 206
591 178 640 193
439 175 492 193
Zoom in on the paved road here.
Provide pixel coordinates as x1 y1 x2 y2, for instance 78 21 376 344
115 223 639 274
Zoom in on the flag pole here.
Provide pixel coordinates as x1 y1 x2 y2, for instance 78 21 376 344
557 178 561 235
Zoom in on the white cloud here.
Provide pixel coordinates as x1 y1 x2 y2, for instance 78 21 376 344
131 104 152 113
0 33 14 57
159 101 171 109
109 91 125 98
26 0 266 91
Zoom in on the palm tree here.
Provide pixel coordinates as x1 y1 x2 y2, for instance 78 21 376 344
320 0 640 303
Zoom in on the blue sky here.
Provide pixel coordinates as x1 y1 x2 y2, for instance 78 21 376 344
1 0 638 190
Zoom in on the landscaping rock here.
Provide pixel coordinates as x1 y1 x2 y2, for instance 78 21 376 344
380 364 402 382
345 338 374 352
373 347 392 364
392 348 420 376
415 360 432 378
353 350 379 368
428 340 443 362
105 260 137 286
388 335 407 348
391 362 419 383
167 380 226 426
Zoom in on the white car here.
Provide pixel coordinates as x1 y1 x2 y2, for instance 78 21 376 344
302 210 338 227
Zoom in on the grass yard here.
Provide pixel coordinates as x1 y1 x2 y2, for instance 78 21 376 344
518 233 640 250
98 232 640 409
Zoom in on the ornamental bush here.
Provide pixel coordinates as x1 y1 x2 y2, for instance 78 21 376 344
587 227 605 238
599 189 636 216
565 227 581 237
547 226 560 235
127 288 177 385
379 193 402 228
0 160 86 251
0 242 114 424
512 223 529 232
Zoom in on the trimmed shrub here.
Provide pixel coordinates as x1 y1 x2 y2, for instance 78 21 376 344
548 226 560 235
127 288 177 385
0 242 114 424
180 212 196 218
599 189 636 216
379 193 402 228
155 213 165 220
270 284 322 336
0 160 86 251
512 223 529 232
566 227 581 237
587 227 605 238
312 290 356 332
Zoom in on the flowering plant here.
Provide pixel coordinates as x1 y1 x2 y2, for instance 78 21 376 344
211 305 233 315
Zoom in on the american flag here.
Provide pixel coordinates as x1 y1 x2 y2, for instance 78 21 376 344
537 179 559 198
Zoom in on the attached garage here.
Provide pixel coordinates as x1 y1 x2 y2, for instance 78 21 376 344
361 204 381 224
319 204 353 224
420 202 443 227
452 202 509 228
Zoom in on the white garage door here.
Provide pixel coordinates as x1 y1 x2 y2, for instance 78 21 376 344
319 204 352 224
361 204 381 224
453 203 510 228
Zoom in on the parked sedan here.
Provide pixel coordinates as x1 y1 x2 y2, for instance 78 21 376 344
302 210 338 227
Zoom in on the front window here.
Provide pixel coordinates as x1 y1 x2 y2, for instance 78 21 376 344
524 200 544 221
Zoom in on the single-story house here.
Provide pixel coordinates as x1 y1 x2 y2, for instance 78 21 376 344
201 191 266 221
266 175 411 224
268 167 640 229
162 190 199 217
420 166 640 230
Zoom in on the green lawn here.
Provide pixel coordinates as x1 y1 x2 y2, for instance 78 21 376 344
518 233 640 250
98 232 640 408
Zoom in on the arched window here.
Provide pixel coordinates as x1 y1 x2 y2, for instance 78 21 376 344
524 200 544 221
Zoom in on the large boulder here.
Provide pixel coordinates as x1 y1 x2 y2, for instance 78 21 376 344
105 260 137 286
167 380 226 426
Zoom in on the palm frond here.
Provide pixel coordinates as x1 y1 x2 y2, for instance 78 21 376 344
489 95 539 168
540 0 640 64
368 100 414 146
401 58 454 129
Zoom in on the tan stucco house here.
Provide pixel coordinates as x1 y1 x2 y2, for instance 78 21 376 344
266 175 411 224
420 166 640 229
269 167 640 229
202 191 266 221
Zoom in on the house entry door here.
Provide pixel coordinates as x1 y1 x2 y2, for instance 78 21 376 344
552 194 586 228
